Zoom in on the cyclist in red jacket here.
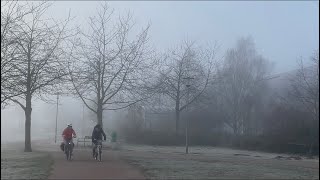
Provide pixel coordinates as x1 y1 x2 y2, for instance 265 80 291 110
61 124 77 151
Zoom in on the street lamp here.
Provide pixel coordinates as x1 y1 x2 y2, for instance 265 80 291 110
82 103 84 136
54 93 60 143
183 77 194 154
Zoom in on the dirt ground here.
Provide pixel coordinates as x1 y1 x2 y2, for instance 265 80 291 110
48 147 145 179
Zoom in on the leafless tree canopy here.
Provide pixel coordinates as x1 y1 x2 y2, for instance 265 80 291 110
289 51 319 121
217 37 273 135
68 3 153 126
288 50 319 153
154 40 218 133
1 1 72 151
1 1 37 106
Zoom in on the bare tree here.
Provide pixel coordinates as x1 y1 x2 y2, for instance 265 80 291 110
289 50 319 154
1 1 39 107
2 2 72 152
218 37 273 135
156 40 218 134
68 3 153 127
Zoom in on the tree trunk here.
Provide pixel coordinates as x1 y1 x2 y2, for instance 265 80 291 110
25 52 32 152
24 94 32 152
233 126 238 135
308 142 314 155
308 122 315 155
232 118 238 135
97 103 103 128
175 108 180 134
175 85 181 134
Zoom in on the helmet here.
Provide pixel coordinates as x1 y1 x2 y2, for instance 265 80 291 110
67 123 72 127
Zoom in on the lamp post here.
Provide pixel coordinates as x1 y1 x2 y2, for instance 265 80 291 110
183 77 194 154
54 93 59 143
82 103 84 136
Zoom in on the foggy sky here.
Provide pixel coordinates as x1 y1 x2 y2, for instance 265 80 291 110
47 1 319 73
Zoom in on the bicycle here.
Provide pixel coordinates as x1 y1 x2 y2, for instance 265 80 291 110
94 140 104 161
64 136 76 161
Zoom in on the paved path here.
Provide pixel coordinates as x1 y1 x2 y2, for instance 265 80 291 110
48 147 145 179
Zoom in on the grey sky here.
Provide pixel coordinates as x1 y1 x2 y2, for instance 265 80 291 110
47 1 319 74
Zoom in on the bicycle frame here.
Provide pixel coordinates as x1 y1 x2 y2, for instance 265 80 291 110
95 140 103 161
65 140 73 161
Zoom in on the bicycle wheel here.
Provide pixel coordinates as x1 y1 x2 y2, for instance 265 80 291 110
65 146 69 160
98 147 102 161
95 148 98 160
68 150 71 161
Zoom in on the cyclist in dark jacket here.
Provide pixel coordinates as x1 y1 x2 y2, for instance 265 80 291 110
91 124 107 157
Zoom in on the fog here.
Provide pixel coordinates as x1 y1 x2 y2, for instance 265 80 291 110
44 1 319 73
1 1 319 155
1 95 124 142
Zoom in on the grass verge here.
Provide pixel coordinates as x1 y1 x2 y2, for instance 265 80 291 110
121 145 319 179
1 149 53 179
